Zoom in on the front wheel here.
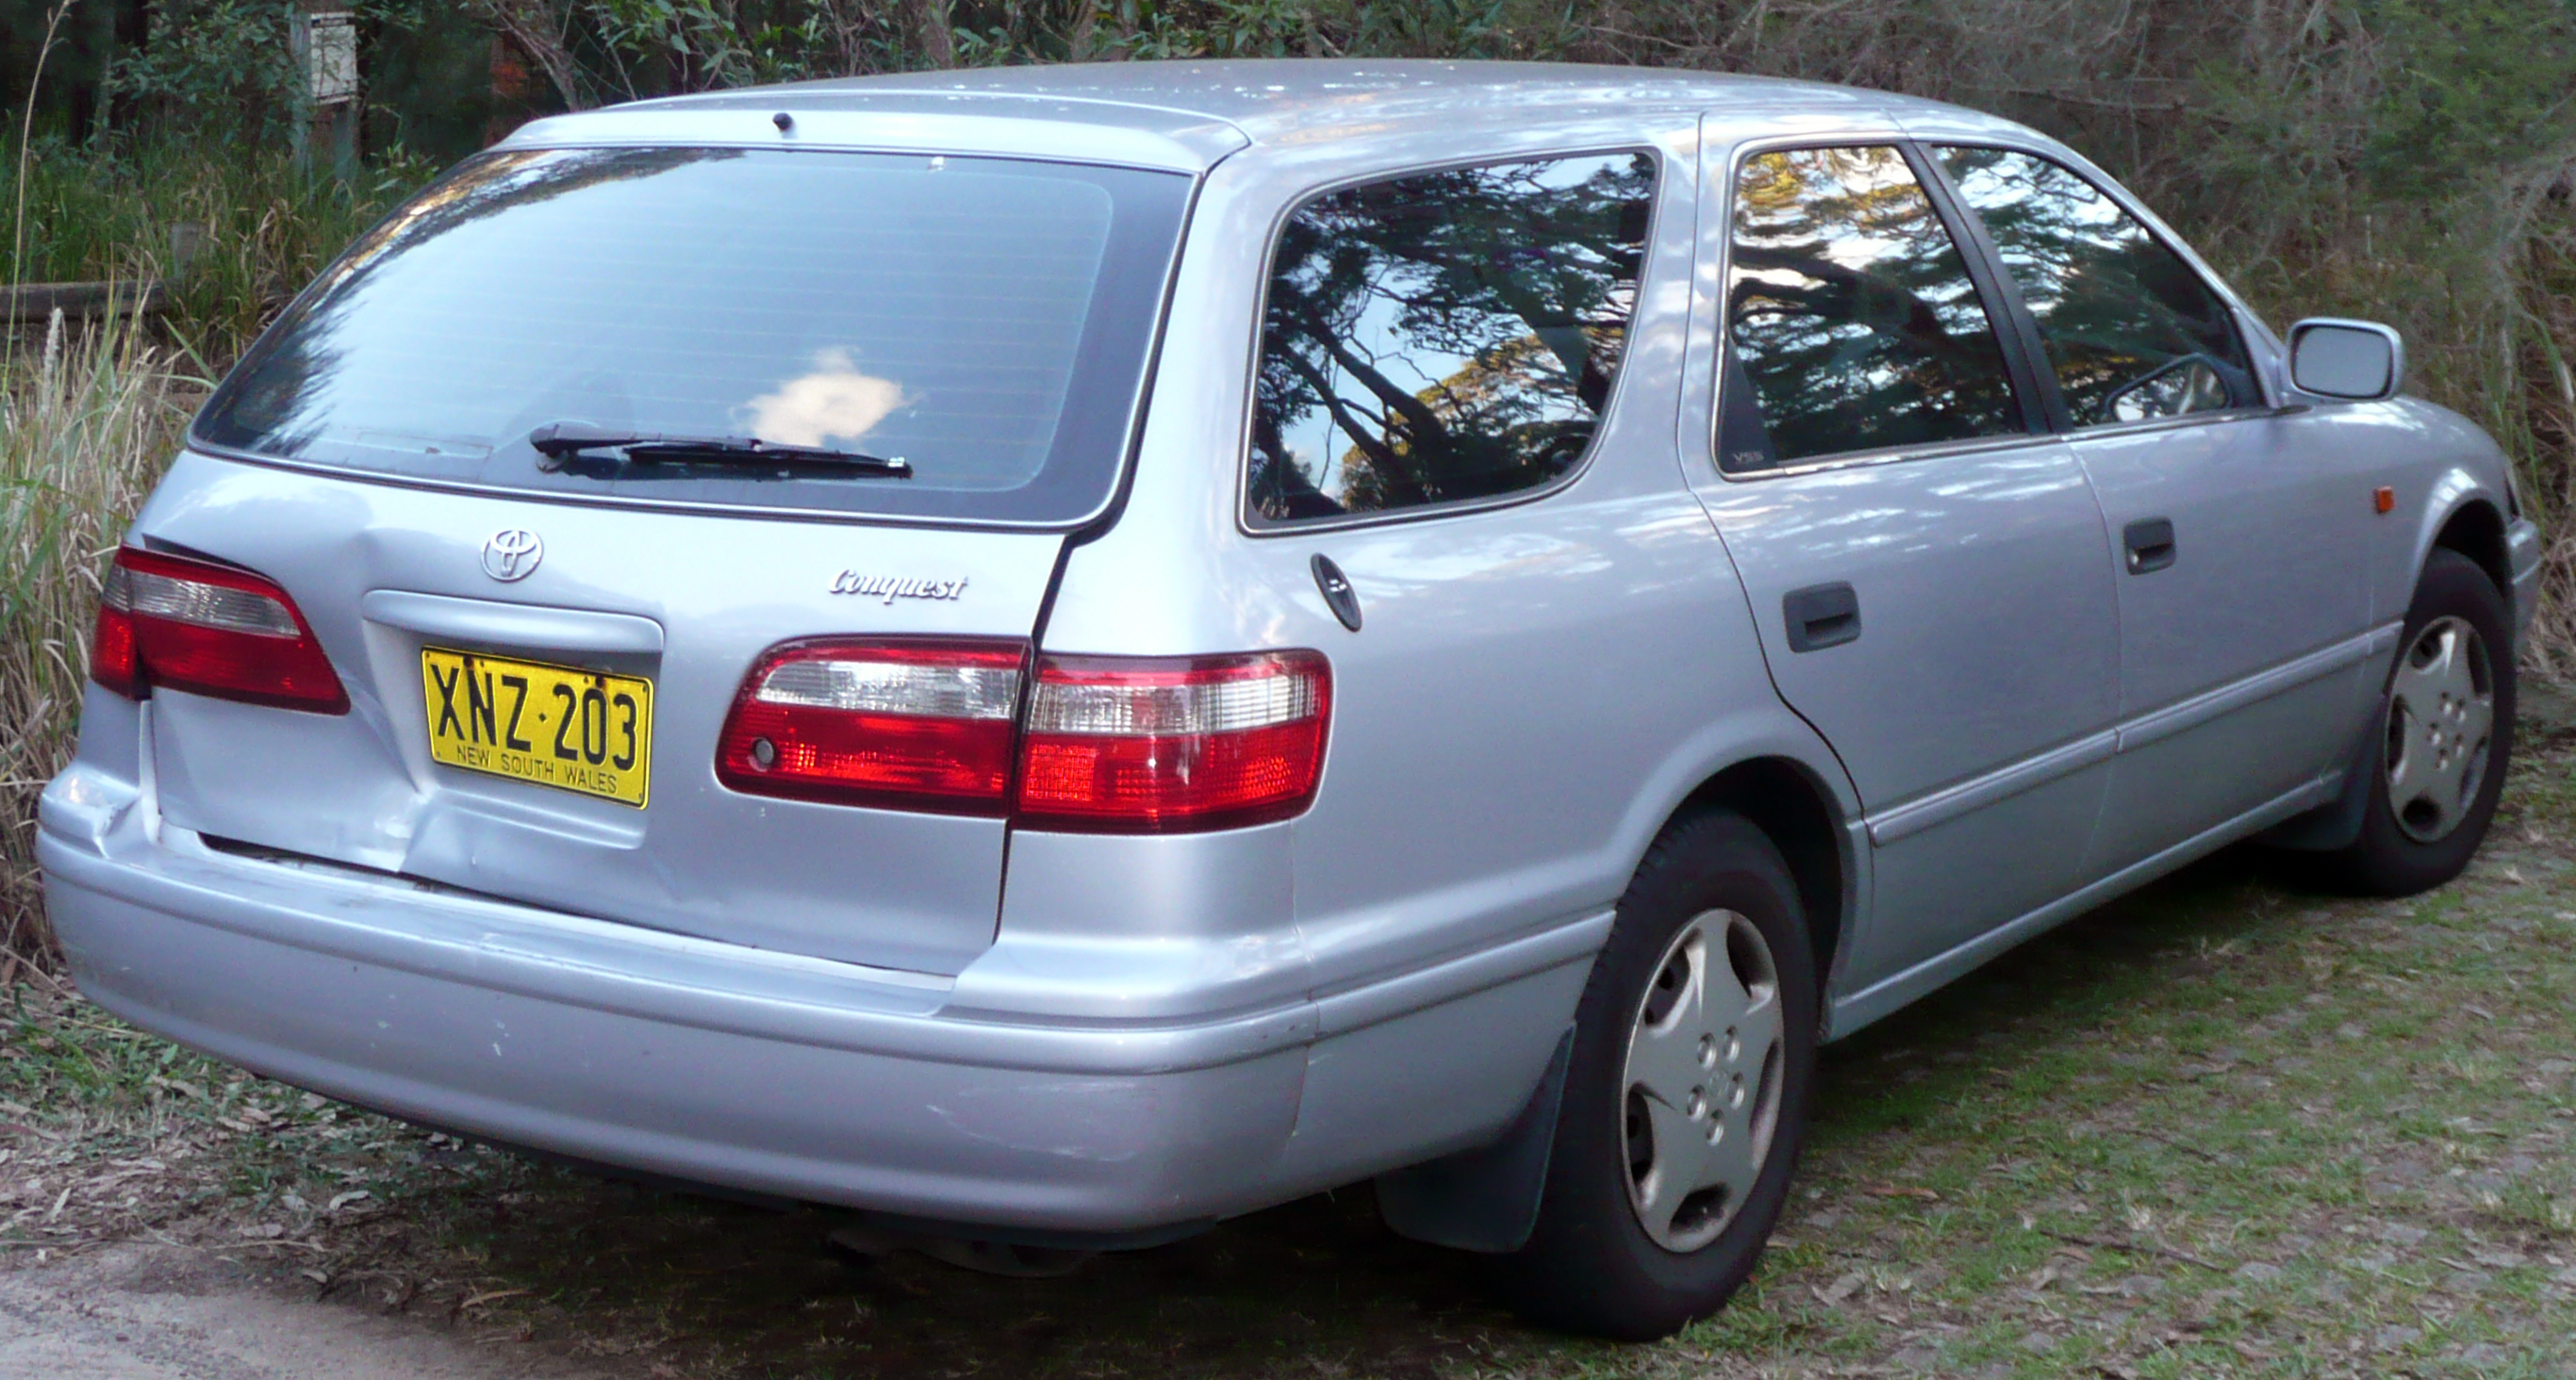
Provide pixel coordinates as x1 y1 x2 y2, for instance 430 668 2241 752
2318 548 2515 895
1488 811 1817 1339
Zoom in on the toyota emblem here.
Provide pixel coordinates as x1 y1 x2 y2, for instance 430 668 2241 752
481 529 544 583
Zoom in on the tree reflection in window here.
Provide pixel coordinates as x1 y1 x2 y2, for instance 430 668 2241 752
1933 147 2255 426
1247 153 1654 524
1721 145 2023 472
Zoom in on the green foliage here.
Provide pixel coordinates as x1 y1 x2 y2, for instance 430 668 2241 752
2357 0 2576 198
101 0 306 145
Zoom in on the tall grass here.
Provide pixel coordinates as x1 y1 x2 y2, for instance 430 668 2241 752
6 131 434 364
0 308 192 970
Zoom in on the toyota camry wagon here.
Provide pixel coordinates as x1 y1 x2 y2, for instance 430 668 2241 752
39 60 2539 1338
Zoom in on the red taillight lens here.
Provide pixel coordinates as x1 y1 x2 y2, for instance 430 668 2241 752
1015 650 1330 832
90 598 140 698
715 639 1028 814
91 548 349 714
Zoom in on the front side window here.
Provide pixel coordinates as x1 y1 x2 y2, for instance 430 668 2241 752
1722 145 2024 472
1933 147 2256 427
1247 152 1656 525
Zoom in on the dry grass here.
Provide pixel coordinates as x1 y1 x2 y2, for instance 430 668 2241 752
0 308 192 966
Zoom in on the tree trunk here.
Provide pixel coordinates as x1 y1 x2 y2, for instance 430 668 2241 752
482 0 590 111
908 0 955 67
1068 0 1097 61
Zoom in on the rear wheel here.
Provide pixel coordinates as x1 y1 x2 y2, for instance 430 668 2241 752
2318 549 2514 895
1489 811 1817 1339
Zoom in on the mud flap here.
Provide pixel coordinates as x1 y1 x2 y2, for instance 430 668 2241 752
1373 1027 1573 1253
2261 693 2384 852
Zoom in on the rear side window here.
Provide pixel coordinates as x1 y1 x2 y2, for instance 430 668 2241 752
193 147 1191 524
1933 147 2257 427
1721 145 2023 473
1247 152 1656 526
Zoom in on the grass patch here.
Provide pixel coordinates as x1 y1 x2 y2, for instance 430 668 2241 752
7 726 2576 1375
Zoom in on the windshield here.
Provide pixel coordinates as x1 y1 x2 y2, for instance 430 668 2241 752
193 147 1192 524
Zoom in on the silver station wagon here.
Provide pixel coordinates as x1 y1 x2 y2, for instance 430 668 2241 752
40 60 2539 1337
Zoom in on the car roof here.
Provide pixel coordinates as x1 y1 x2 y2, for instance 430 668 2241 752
501 59 2034 174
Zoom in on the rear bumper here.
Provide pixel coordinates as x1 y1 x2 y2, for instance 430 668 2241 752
39 764 1599 1235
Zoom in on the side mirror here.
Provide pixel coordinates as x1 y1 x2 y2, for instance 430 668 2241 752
2288 319 2404 402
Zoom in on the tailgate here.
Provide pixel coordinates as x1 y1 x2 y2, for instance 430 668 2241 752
135 453 1061 976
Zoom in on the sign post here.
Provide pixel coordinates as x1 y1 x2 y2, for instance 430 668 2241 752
289 0 359 174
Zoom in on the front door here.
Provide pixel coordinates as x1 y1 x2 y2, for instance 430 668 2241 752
1925 145 2381 872
1690 138 2124 992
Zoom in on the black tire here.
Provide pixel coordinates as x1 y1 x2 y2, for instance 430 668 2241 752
2318 548 2515 895
1488 811 1818 1340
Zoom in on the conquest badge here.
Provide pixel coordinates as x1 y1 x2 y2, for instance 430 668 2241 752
830 572 967 603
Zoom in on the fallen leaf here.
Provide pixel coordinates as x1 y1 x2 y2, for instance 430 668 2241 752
460 1288 529 1311
1866 1184 1941 1202
326 1190 372 1212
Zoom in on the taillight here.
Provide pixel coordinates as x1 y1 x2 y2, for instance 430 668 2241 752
715 639 1027 814
1016 650 1330 832
714 643 1332 832
91 548 348 714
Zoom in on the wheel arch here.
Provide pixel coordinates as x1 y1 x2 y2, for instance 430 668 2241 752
1671 755 1851 990
2430 498 2512 600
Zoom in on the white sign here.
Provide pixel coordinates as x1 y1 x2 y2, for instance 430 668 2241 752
304 11 358 105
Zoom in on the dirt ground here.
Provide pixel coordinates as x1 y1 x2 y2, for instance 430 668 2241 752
8 693 2576 1378
0 1242 607 1379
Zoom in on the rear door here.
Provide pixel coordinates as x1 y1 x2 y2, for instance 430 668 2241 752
1689 137 2123 986
1924 145 2379 870
140 142 1191 976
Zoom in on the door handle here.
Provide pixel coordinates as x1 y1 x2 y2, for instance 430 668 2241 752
2123 518 2177 575
1783 582 1861 652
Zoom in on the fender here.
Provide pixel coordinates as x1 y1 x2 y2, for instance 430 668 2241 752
2267 465 2514 853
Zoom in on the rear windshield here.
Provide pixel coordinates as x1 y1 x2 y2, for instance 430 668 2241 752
192 147 1192 524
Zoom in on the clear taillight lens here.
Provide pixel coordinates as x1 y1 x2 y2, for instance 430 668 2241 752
715 639 1028 814
91 548 348 714
1016 650 1331 832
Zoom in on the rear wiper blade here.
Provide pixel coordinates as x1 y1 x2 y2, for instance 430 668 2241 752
527 423 912 477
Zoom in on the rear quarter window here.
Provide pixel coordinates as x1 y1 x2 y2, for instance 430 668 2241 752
1246 152 1657 527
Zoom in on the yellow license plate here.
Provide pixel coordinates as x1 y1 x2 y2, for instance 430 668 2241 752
420 648 652 808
